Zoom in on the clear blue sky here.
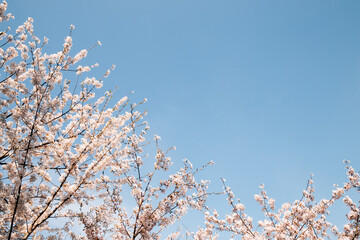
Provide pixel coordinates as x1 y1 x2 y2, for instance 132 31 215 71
10 0 360 230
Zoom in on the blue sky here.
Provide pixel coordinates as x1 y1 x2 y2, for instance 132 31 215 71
10 0 360 230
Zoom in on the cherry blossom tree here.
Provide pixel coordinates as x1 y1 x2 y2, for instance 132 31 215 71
193 161 359 239
0 2 211 239
0 1 359 239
